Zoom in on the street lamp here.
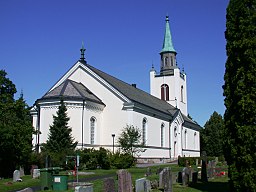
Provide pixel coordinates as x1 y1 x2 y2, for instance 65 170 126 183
112 134 115 153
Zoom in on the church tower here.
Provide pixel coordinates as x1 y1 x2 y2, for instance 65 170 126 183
150 16 188 115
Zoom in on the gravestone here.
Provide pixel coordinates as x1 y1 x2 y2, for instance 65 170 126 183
182 167 189 186
32 169 40 179
117 169 132 192
201 151 208 182
103 177 115 192
75 186 93 192
135 178 151 192
30 165 38 176
13 170 21 182
145 167 152 177
159 167 172 192
19 167 25 177
196 159 199 166
17 188 33 192
177 172 182 183
192 172 198 184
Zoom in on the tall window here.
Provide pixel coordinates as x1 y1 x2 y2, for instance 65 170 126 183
164 57 168 66
142 118 147 145
161 123 164 147
171 56 173 66
194 132 197 149
181 86 184 102
161 84 169 101
90 117 96 144
184 129 187 149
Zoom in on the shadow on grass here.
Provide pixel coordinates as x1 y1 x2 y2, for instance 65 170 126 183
188 180 229 192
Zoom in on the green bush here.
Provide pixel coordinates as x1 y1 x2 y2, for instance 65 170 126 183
178 156 226 167
110 152 135 169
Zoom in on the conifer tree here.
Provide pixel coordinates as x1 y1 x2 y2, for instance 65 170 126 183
223 0 256 191
200 111 224 157
44 99 77 163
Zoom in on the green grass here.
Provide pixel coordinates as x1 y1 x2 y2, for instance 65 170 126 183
0 165 229 192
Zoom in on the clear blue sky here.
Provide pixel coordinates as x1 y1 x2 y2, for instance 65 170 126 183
0 0 229 126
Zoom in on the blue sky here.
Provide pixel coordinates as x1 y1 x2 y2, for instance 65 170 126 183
0 0 229 126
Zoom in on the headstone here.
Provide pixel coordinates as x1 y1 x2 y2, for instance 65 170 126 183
182 167 189 186
19 167 25 177
32 169 40 179
13 170 21 182
75 186 93 192
177 172 182 183
17 188 33 192
145 167 152 176
135 178 151 192
192 172 198 184
196 159 199 166
103 177 115 192
117 169 132 192
201 151 208 182
30 165 38 176
159 167 172 192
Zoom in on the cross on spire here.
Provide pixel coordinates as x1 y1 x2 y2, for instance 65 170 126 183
80 41 86 63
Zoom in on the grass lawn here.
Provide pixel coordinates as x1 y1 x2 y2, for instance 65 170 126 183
0 164 229 192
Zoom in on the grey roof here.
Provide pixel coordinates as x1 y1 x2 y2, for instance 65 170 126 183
38 79 105 105
83 61 178 117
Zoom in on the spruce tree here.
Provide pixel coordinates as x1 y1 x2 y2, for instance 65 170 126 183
200 111 224 157
44 99 77 164
223 0 256 191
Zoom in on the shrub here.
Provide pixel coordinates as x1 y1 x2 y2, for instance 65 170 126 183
110 152 135 169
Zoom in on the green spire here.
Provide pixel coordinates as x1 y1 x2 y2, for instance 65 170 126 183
161 16 176 53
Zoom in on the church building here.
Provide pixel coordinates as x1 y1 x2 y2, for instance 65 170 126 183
31 16 201 162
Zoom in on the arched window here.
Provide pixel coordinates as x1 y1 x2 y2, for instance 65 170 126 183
194 132 197 149
164 57 168 66
161 123 164 147
161 84 169 101
184 129 187 149
90 117 96 144
171 56 173 66
142 118 147 145
174 127 177 137
181 86 184 102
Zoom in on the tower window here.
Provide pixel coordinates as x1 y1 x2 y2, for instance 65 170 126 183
164 57 168 66
161 84 169 101
90 117 96 144
171 56 173 66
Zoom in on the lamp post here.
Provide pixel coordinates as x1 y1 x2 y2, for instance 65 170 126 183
111 134 115 153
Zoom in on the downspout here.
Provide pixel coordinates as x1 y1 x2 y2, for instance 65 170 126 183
169 120 171 159
81 100 85 149
36 104 40 153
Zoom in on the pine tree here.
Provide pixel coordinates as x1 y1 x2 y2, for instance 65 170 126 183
44 99 77 164
223 0 256 191
200 111 224 157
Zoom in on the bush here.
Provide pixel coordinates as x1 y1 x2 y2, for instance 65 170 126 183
110 152 135 169
178 156 226 167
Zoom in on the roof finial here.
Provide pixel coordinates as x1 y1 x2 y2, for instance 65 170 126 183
80 41 86 63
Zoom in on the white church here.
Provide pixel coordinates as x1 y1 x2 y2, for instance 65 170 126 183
31 16 201 162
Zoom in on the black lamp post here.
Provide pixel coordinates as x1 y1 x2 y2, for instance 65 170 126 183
111 134 115 153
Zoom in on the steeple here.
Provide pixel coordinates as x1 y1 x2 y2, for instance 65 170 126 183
161 16 176 54
160 15 177 74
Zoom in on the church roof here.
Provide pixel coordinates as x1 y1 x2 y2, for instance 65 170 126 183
82 61 178 117
39 79 105 105
161 16 176 53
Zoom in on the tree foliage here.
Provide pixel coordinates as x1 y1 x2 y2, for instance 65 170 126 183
117 125 146 157
43 99 77 165
200 111 224 157
0 70 34 177
223 0 256 191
